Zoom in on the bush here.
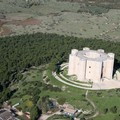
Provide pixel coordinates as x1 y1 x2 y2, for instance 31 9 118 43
110 106 117 113
57 97 66 105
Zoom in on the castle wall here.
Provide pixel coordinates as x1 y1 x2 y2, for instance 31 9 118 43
77 58 86 80
68 54 75 75
85 60 102 82
104 58 114 79
68 49 78 75
102 60 107 78
74 56 79 75
103 53 114 79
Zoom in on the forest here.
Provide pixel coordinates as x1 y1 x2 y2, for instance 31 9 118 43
0 33 120 119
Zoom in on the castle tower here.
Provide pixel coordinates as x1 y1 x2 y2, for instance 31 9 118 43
68 49 78 75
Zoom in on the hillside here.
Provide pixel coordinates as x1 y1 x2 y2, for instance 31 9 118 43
0 0 120 41
57 0 120 9
1 0 120 13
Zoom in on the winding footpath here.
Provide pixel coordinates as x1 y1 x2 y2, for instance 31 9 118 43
53 72 91 90
60 73 91 87
85 90 99 119
38 90 99 120
53 63 120 90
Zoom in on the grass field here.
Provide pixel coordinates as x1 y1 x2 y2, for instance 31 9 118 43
89 89 120 120
42 69 91 110
9 66 120 120
9 67 43 111
47 69 120 120
9 67 91 112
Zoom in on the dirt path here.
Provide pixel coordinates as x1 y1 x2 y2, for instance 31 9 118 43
38 111 61 120
38 90 99 120
85 90 99 119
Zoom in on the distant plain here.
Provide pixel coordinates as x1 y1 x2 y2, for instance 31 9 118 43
0 0 120 41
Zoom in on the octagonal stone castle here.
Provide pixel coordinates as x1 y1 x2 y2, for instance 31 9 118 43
68 47 115 82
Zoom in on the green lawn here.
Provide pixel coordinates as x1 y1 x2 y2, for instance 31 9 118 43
61 67 92 85
46 70 92 109
89 90 120 120
47 69 120 120
95 113 118 120
9 67 43 111
9 67 90 112
9 66 120 120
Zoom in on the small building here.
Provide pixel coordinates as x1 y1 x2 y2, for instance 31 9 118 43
0 109 16 120
60 104 79 118
63 108 76 116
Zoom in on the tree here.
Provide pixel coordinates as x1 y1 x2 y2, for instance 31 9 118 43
0 32 120 108
57 97 66 105
110 106 117 113
30 106 40 120
104 108 109 114
48 59 58 71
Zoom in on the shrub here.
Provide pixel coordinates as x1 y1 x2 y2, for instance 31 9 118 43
57 97 66 105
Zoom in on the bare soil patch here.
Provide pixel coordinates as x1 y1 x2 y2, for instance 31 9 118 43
0 20 12 36
7 18 41 27
0 26 12 36
0 18 41 36
0 20 5 27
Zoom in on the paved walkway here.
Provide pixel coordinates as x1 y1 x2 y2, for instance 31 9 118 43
60 73 91 87
53 72 91 90
52 63 120 90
